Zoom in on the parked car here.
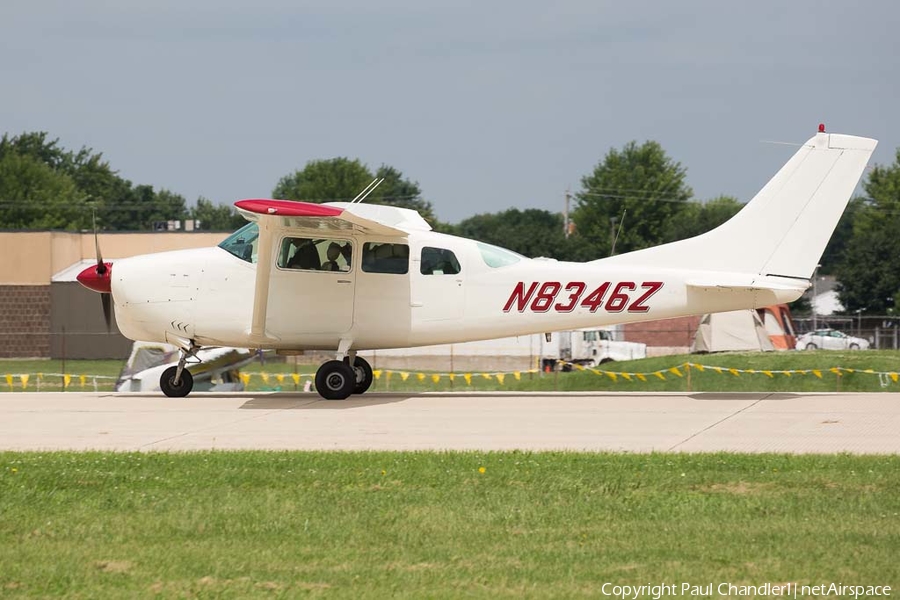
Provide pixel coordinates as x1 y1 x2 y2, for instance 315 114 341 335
795 329 870 350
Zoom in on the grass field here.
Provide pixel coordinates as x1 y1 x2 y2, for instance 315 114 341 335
1 451 898 598
4 350 900 394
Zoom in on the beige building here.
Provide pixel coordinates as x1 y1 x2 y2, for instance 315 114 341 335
0 230 228 358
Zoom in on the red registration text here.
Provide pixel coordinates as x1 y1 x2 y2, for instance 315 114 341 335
503 281 663 314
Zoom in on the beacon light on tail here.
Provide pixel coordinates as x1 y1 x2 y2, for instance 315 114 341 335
76 126 877 400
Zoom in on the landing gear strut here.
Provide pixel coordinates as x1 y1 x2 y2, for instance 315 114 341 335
160 342 199 398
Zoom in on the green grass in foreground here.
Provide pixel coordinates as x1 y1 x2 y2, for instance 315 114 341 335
4 350 900 393
1 452 899 598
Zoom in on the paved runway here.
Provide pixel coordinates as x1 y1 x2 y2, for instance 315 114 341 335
0 391 898 453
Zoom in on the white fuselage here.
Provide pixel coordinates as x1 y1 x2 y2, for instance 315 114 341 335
110 228 804 352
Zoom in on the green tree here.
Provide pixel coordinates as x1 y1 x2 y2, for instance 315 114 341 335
0 152 84 229
573 141 692 256
273 158 440 225
273 157 372 203
665 195 744 241
455 209 594 261
369 165 436 223
191 197 245 231
836 149 900 314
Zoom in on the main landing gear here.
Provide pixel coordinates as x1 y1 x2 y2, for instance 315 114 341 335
160 343 199 398
314 352 373 400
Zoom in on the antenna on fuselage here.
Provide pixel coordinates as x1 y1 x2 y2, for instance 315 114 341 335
351 178 385 204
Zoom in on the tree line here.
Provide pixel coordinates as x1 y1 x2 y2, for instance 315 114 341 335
1 131 898 315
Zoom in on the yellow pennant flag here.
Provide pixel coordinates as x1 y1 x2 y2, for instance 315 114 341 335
605 371 618 382
5 374 12 388
417 373 426 381
863 369 875 374
482 373 493 380
400 372 410 381
431 374 441 384
693 363 705 372
728 368 740 377
496 373 505 385
79 375 87 388
372 369 382 380
891 373 899 383
19 374 29 389
713 366 724 374
762 371 774 378
829 368 842 376
275 374 285 385
636 373 647 382
386 371 393 382
782 371 792 377
448 373 456 382
590 368 602 375
291 373 301 385
668 367 683 378
261 373 270 384
240 372 251 386
464 373 472 385
513 372 520 381
812 370 823 379
621 373 632 382
64 374 72 388
654 371 666 381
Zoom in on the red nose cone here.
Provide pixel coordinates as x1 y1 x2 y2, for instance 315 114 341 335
76 262 113 293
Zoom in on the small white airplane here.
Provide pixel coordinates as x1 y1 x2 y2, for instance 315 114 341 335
77 126 876 399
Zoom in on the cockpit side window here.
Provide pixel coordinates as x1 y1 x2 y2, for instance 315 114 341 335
279 237 353 272
218 222 259 263
361 242 409 274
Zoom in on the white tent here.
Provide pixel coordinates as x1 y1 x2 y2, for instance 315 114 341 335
691 309 775 353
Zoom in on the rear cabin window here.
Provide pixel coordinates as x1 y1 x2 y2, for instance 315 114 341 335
477 242 522 268
279 237 352 272
362 242 409 274
420 247 461 275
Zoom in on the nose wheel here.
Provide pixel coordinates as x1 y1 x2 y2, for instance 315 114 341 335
160 342 199 398
160 365 194 397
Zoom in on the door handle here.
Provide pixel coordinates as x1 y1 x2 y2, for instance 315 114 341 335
337 279 351 284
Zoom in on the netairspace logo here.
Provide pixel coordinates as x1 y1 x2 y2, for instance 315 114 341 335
600 582 892 599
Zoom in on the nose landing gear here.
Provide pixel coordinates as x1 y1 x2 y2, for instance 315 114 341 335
160 342 200 398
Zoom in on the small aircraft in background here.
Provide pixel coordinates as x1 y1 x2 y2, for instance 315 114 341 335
115 342 255 393
77 126 876 399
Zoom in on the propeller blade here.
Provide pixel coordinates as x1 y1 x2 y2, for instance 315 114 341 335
101 293 112 332
92 210 106 275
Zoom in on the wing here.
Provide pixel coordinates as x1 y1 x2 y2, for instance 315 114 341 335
235 199 421 237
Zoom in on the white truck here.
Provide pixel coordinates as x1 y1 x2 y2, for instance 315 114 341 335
543 327 646 370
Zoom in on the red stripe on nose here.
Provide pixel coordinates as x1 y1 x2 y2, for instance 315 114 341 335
76 262 113 293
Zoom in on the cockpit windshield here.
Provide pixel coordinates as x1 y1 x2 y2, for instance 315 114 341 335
218 222 259 263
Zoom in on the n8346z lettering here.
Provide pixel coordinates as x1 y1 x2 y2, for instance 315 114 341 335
502 281 663 314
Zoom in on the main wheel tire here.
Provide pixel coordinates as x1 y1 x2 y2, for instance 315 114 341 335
849 343 860 350
160 366 193 398
805 343 818 350
315 360 356 400
344 356 374 395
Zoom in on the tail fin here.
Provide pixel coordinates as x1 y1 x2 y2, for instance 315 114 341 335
597 130 877 280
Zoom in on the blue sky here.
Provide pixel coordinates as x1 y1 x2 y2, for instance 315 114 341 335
2 1 897 223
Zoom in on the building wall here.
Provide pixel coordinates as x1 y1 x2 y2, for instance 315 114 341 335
0 230 232 358
0 231 229 285
0 285 51 358
624 316 700 352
